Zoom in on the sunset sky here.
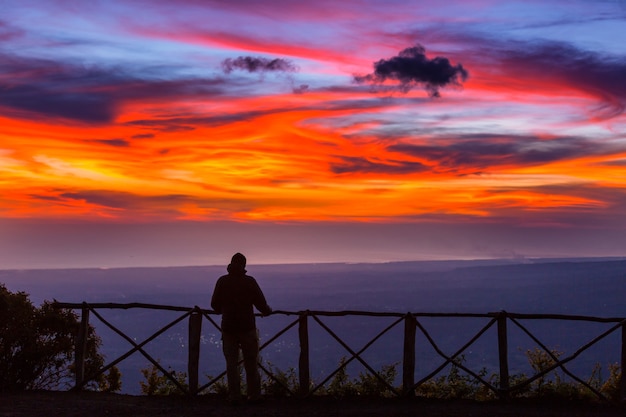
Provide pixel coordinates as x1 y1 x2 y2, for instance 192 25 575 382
1 0 626 269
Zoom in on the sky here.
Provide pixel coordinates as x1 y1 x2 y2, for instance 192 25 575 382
1 0 626 269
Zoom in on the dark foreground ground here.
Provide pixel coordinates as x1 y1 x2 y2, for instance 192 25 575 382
2 391 625 417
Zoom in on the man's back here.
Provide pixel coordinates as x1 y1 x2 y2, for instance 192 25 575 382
211 271 271 332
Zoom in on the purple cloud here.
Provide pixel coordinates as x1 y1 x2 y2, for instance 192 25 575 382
497 41 626 118
59 191 191 209
221 56 298 74
0 53 229 124
85 139 131 147
0 83 117 123
387 134 604 173
330 156 428 175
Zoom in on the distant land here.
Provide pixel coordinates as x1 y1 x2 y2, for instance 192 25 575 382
2 257 625 394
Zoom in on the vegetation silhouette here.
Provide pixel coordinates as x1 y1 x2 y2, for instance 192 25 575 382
0 284 120 392
138 353 621 402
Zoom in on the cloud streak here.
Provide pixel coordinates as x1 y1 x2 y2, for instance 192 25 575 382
221 55 309 94
0 53 229 124
221 56 298 73
0 55 119 123
387 134 607 173
330 156 428 175
85 139 131 147
497 42 626 118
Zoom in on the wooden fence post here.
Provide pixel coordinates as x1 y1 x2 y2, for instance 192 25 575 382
188 308 202 395
298 311 310 397
74 303 90 390
497 311 509 400
402 313 416 396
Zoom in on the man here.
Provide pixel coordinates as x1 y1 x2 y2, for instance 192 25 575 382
211 253 272 403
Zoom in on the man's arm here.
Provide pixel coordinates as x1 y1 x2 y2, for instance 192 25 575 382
251 279 272 316
210 279 222 313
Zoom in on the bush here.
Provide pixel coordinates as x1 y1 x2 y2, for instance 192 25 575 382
354 362 398 397
324 358 359 397
0 284 119 391
136 349 621 402
416 356 490 400
599 363 621 401
99 365 122 393
205 373 229 395
139 363 188 395
262 362 299 397
322 357 398 398
415 348 622 402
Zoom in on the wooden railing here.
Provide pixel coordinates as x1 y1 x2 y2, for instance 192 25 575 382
53 302 626 402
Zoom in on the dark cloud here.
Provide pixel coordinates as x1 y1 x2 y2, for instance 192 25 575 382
221 55 306 94
354 44 468 97
60 191 192 209
221 56 298 74
54 190 253 214
85 139 130 147
0 54 122 123
293 84 309 94
408 29 626 117
124 119 197 133
0 53 228 124
386 30 626 116
0 83 117 123
123 109 274 131
497 42 626 118
0 54 135 123
132 133 155 139
387 135 601 172
330 156 428 175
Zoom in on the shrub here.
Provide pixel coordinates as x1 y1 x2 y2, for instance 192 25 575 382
139 363 188 395
99 365 122 393
262 362 299 397
205 373 229 395
321 357 399 398
524 347 563 396
354 362 398 397
416 356 490 400
324 358 358 397
600 363 621 401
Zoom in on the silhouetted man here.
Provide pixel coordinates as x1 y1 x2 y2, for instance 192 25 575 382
211 253 272 404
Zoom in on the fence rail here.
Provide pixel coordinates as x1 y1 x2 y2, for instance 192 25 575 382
53 302 626 402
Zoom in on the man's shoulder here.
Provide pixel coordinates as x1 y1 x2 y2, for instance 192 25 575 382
216 273 256 282
240 274 261 288
215 274 230 283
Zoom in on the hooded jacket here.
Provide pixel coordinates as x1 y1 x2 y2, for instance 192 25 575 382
211 263 272 333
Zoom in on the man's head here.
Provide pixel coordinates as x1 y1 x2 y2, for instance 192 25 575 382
227 252 247 274
231 252 246 268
